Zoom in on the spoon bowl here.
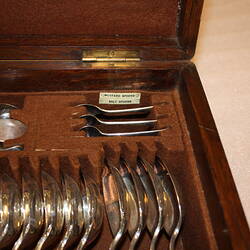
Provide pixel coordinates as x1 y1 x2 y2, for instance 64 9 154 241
13 172 44 250
102 163 130 250
77 170 104 249
57 173 84 250
0 103 17 119
121 160 147 250
0 173 22 248
139 158 166 250
0 119 27 142
136 160 159 235
156 158 183 250
117 160 139 239
35 171 64 250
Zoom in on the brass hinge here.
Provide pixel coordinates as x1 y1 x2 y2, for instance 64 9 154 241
82 50 141 63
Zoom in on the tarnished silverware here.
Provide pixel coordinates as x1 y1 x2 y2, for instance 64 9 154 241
80 126 167 137
0 173 22 248
80 114 157 126
13 172 44 250
102 163 129 250
35 171 64 250
75 104 153 116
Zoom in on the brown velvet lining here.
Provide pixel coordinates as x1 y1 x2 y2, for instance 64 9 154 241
0 86 217 249
0 0 178 37
1 90 183 151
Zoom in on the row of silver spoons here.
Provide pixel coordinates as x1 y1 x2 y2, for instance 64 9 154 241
103 157 183 250
0 156 182 249
0 165 103 250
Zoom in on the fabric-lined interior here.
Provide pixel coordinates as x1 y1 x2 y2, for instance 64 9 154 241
2 90 182 151
0 0 179 37
0 67 217 249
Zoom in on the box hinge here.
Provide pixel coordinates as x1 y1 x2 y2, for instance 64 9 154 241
82 50 141 63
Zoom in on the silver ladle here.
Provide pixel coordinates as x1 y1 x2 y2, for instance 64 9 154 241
75 104 153 116
80 126 167 137
80 114 157 126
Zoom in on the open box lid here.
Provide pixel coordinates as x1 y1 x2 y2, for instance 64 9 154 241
0 0 203 61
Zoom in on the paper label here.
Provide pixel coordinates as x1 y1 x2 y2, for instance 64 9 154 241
99 92 141 105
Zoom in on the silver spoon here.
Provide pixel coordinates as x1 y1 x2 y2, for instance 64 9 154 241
102 163 129 250
80 114 157 126
0 119 27 142
117 160 139 241
80 126 167 137
0 173 22 248
57 173 84 250
156 158 183 250
75 104 153 116
139 158 166 250
35 171 64 250
0 118 26 151
76 180 92 250
121 160 147 250
13 172 44 250
77 170 104 249
0 103 17 119
136 160 159 236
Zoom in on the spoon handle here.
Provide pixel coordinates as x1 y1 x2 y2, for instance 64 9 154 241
98 119 157 125
107 164 129 250
157 158 183 250
99 106 153 114
102 128 167 137
139 159 165 250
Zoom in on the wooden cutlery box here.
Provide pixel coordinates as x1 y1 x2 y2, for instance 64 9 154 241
0 0 249 249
